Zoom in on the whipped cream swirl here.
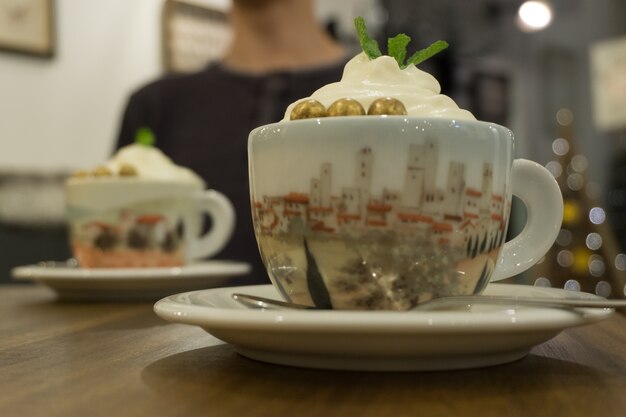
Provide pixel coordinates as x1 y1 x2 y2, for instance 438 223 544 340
105 144 204 185
282 52 475 121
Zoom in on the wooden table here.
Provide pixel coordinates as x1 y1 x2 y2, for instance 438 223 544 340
1 284 626 417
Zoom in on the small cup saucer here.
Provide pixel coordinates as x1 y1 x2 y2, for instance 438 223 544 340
12 260 251 301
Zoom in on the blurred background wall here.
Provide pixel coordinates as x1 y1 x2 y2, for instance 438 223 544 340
0 0 163 171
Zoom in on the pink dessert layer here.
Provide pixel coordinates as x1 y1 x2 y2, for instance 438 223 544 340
73 244 185 268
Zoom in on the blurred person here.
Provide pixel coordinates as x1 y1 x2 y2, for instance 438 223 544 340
116 0 347 282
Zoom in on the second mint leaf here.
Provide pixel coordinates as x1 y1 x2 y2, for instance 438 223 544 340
406 40 449 67
388 33 411 68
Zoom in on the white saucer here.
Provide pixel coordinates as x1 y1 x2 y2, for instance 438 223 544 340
12 261 251 301
154 283 614 371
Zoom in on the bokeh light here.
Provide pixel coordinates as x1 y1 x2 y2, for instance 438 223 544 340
557 249 574 267
595 281 612 298
552 137 570 155
545 161 562 178
517 1 554 32
556 108 574 126
566 173 584 191
588 256 605 277
572 247 591 274
585 232 602 250
589 207 606 225
534 277 552 287
564 279 581 291
571 154 588 172
556 229 572 246
562 200 581 225
615 253 626 271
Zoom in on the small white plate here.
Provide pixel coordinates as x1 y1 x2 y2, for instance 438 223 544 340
154 284 614 371
12 261 251 301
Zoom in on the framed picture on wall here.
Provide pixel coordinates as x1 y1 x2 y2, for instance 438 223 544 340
162 0 232 73
591 36 626 132
0 0 55 58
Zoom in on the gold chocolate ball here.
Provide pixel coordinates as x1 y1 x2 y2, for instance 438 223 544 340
93 166 112 177
327 98 366 117
367 97 408 116
118 163 138 177
290 99 327 120
72 169 90 178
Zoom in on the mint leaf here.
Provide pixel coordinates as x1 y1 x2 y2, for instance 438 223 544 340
135 127 155 147
354 16 382 60
406 40 449 67
388 33 411 68
354 17 448 67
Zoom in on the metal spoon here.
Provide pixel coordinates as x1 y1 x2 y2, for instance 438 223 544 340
232 293 315 310
231 292 626 311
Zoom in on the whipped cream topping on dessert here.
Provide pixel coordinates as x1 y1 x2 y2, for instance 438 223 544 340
106 144 204 184
68 144 204 185
283 52 475 121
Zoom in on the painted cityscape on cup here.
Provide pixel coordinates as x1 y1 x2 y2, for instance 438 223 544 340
69 205 185 268
252 140 512 310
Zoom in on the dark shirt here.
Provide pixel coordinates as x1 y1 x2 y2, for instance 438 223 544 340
116 61 346 283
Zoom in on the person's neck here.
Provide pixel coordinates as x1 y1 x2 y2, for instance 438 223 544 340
222 1 345 74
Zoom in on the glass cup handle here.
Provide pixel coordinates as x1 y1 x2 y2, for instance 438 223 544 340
189 189 235 260
490 159 563 281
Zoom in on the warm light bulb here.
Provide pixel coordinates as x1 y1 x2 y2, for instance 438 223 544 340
517 1 553 32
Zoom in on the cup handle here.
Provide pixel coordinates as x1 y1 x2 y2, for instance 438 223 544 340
188 189 236 260
490 159 563 281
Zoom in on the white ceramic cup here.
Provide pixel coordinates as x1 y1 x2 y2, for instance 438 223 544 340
248 117 563 310
66 180 235 268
